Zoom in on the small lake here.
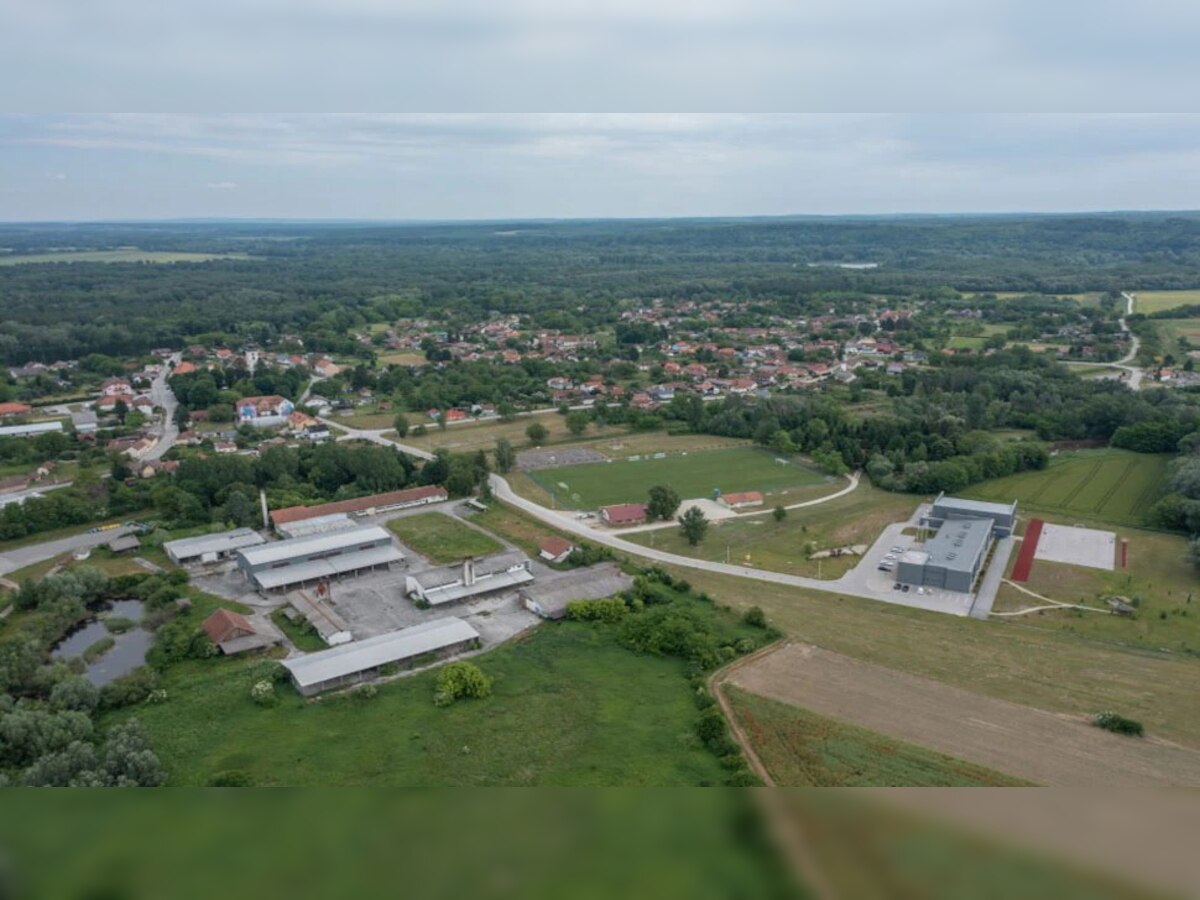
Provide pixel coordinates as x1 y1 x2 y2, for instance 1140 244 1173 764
51 599 152 686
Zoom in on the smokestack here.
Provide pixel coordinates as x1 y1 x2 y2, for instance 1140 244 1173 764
260 489 270 530
462 558 475 586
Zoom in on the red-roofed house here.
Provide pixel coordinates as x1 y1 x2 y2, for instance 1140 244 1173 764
201 609 279 656
718 491 764 510
600 503 648 527
538 536 575 564
0 402 32 418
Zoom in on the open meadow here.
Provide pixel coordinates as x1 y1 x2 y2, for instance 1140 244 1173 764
962 448 1167 527
527 447 830 509
1133 290 1200 314
386 512 504 563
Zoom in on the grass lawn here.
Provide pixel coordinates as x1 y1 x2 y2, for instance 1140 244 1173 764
107 621 735 786
470 502 576 561
628 483 917 580
1133 290 1200 314
528 447 830 509
991 522 1199 654
946 335 985 350
672 567 1200 750
387 512 504 563
378 351 427 366
727 687 1027 786
961 448 1168 527
399 415 632 455
270 609 326 652
0 249 249 265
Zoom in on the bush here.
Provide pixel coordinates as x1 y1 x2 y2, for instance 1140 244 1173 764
250 680 277 707
208 770 255 787
49 675 100 713
82 636 115 664
1093 712 1144 737
742 606 767 628
696 708 728 747
566 598 627 623
725 770 763 787
434 661 493 707
353 684 379 701
99 666 159 710
104 616 136 634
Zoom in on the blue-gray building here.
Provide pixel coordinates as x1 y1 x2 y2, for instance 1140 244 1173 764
928 492 1017 537
896 516 995 593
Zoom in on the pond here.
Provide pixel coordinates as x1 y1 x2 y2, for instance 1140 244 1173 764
51 599 153 686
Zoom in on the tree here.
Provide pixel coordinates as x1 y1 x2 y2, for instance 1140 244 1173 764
493 437 516 473
221 489 259 528
172 404 190 431
526 422 548 446
679 506 709 546
393 413 409 438
772 505 787 523
647 485 681 521
434 661 492 706
112 399 129 424
565 411 589 436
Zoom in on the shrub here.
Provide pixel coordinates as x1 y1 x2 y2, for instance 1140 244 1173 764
250 680 277 707
98 666 159 710
82 636 115 664
434 661 493 707
208 770 255 787
725 770 763 787
566 598 627 622
696 708 728 747
49 676 100 713
742 606 767 628
734 638 756 655
353 684 379 701
1093 712 1144 737
104 616 136 634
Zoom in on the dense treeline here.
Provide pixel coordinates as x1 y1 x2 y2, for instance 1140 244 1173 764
8 215 1200 363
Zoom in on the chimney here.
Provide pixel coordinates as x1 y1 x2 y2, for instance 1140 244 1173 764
259 489 270 530
462 558 475 586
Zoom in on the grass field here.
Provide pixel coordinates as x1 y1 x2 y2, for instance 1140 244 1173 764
386 512 504 563
627 483 917 580
726 687 1026 786
106 620 740 786
528 447 830 509
378 351 427 366
962 449 1168 527
1133 290 1200 314
1154 317 1200 349
0 249 249 265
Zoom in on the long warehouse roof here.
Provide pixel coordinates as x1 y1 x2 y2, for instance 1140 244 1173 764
164 527 266 558
238 525 395 568
282 617 479 689
251 544 405 590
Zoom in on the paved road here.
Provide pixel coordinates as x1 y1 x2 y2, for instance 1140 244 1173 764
142 353 182 461
0 481 73 509
969 535 1014 620
0 526 135 578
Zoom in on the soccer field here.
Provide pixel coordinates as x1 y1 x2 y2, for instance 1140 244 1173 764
962 449 1168 527
528 447 830 509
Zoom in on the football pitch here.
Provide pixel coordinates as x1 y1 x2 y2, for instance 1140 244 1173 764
528 446 830 509
962 449 1167 527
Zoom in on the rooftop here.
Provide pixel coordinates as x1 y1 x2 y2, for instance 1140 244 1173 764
237 525 395 568
164 527 266 559
251 544 405 590
270 485 448 526
933 493 1017 519
923 517 994 572
282 617 479 689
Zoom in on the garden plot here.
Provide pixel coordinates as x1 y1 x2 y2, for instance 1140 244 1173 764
1033 523 1116 571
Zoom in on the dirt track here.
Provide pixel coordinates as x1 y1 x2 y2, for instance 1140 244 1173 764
729 643 1200 787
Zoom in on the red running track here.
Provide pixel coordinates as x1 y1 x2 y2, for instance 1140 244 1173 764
1010 517 1044 582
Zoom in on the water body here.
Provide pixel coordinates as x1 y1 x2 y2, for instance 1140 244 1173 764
51 599 152 686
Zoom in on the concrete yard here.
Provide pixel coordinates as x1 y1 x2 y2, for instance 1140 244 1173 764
1034 522 1116 571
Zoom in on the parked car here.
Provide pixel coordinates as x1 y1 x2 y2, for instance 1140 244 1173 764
901 584 911 592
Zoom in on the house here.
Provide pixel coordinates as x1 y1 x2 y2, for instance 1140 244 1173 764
213 441 238 454
0 402 33 418
538 536 575 564
287 410 319 431
237 395 294 427
718 491 764 510
314 359 344 378
131 395 155 416
600 503 648 527
201 608 281 656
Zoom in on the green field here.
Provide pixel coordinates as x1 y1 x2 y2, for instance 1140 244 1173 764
387 512 504 563
962 449 1168 526
1154 316 1200 348
0 249 249 265
727 687 1026 786
528 447 830 509
1133 290 1200 314
106 618 752 786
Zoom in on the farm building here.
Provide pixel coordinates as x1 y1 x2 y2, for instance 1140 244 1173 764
269 485 448 530
286 589 353 646
106 534 140 554
163 527 267 565
201 608 281 656
520 563 634 620
896 516 994 593
928 493 1017 537
538 536 574 564
71 410 98 434
0 420 64 439
718 491 764 509
600 503 648 526
237 525 405 592
275 512 359 540
406 551 533 606
282 617 480 696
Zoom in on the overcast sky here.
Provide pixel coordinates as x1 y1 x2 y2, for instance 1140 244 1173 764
3 114 1200 221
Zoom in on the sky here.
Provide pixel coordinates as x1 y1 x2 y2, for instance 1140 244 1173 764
4 114 1200 221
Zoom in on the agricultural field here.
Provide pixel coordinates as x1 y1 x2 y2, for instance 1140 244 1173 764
527 447 831 510
1133 290 1200 314
962 448 1168 527
378 351 427 366
0 248 249 265
1153 317 1200 348
104 615 756 786
726 687 1026 786
627 483 917 580
992 525 1199 653
386 512 503 563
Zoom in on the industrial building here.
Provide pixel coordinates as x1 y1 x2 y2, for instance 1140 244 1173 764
275 512 359 540
928 493 1018 537
282 617 480 696
0 420 64 439
896 516 994 593
236 525 405 592
269 485 448 531
406 551 533 606
164 527 267 566
520 563 634 620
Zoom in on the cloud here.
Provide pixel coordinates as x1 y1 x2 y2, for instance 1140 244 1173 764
205 181 237 189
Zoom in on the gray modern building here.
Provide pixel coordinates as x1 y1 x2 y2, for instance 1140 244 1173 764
929 492 1017 536
896 516 994 593
236 525 405 592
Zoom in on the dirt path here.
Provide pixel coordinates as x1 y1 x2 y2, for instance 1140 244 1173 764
728 643 1200 787
708 641 783 786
